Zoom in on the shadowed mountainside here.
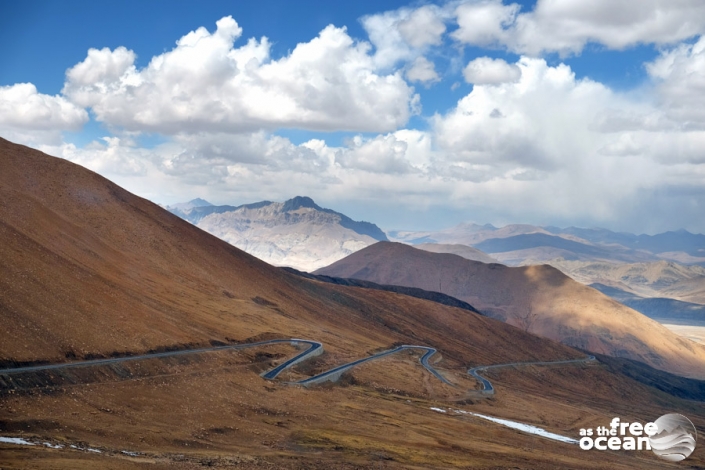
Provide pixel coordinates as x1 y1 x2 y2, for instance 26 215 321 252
316 242 705 379
281 266 481 314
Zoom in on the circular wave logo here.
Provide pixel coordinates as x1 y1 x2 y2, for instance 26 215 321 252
649 413 697 462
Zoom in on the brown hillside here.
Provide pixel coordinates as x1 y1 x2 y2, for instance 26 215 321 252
316 242 705 379
0 137 580 369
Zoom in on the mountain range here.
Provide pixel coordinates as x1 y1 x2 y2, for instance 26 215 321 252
167 196 705 326
168 196 387 271
2 137 705 468
547 258 705 304
390 223 705 266
391 222 705 321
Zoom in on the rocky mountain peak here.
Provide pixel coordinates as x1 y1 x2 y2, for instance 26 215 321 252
167 195 387 271
188 198 213 207
282 196 320 212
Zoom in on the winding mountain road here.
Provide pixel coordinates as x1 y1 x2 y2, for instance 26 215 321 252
0 338 595 394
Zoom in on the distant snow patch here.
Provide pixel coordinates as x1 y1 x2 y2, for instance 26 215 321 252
0 437 35 446
430 407 578 444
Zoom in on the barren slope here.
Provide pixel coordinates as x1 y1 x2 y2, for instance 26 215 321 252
316 242 705 378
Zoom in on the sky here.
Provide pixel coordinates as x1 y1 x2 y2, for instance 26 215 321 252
2 0 705 234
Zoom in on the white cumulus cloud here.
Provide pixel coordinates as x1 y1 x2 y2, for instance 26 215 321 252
335 130 432 174
463 57 521 84
62 16 417 134
452 0 705 57
361 5 449 69
646 36 705 128
434 57 629 189
8 5 705 234
397 6 447 48
426 54 705 231
407 57 441 84
65 46 137 91
452 0 520 47
0 83 89 147
0 83 88 131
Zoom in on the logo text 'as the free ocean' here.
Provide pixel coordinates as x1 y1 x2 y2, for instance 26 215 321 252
580 414 697 462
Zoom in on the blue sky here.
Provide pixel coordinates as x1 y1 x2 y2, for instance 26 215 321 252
2 0 705 233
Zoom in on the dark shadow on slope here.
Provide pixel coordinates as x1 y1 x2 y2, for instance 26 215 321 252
281 267 482 315
594 353 705 401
